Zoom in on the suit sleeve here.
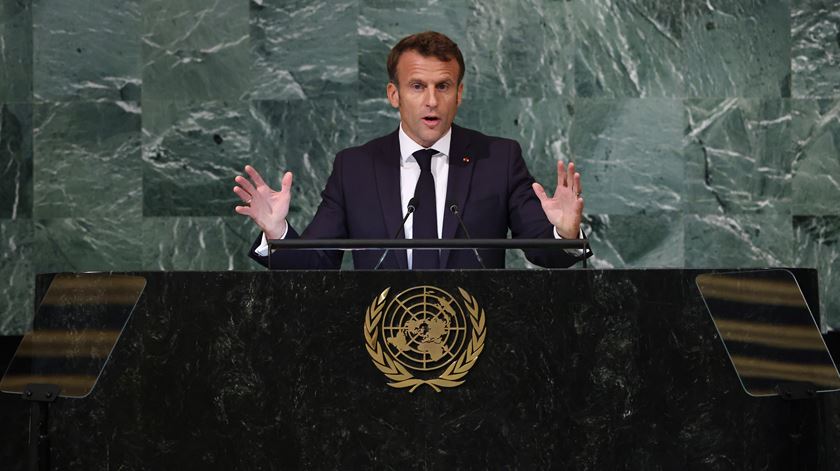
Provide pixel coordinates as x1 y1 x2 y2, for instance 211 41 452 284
248 151 349 270
506 140 583 268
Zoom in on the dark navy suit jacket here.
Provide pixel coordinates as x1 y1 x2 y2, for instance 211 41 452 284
249 123 586 269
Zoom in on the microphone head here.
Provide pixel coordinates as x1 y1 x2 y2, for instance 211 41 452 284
448 202 459 213
407 197 418 212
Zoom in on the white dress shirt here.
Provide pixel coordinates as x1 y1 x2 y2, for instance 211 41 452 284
397 124 450 267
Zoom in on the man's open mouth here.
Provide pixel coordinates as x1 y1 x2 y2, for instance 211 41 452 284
422 116 441 125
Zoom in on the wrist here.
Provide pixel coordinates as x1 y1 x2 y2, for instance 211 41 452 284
264 220 287 240
555 226 579 239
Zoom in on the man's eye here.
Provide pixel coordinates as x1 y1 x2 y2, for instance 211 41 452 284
437 84 450 91
411 83 424 91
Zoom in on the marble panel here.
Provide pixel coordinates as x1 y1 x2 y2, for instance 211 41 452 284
0 219 33 334
249 0 357 100
685 99 793 214
570 0 683 97
456 97 574 186
568 98 685 214
33 101 141 219
684 213 793 268
142 100 250 217
0 0 32 102
0 103 32 219
248 98 357 230
356 97 400 146
358 0 470 100
464 0 570 99
792 98 840 215
791 0 840 98
33 217 144 273
794 215 840 330
142 0 249 101
683 0 791 98
142 217 259 271
32 0 141 101
585 213 684 268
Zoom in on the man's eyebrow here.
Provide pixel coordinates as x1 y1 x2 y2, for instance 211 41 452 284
406 77 454 86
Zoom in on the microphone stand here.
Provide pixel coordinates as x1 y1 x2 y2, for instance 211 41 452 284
374 198 416 270
580 230 589 269
448 203 486 269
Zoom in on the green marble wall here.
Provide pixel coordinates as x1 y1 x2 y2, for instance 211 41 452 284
1 0 840 332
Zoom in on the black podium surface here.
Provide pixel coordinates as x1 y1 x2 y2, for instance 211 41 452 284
0 269 836 469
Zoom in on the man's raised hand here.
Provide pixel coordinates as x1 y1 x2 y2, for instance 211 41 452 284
234 165 293 240
531 161 584 240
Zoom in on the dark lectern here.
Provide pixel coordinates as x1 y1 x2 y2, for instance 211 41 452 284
1 268 839 470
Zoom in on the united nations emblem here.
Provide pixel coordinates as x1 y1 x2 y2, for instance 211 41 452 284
363 285 486 392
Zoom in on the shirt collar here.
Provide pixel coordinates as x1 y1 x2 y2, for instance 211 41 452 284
398 123 452 165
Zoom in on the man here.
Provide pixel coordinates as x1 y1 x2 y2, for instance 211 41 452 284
234 31 589 269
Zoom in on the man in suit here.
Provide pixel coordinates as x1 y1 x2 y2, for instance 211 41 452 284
234 31 589 269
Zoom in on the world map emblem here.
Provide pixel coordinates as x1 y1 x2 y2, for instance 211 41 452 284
364 285 486 392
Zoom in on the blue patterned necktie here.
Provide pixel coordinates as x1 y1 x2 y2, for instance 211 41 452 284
411 148 439 269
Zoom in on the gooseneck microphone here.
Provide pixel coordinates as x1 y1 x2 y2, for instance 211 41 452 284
373 197 418 270
448 203 486 269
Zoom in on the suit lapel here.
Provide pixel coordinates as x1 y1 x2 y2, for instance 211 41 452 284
373 129 408 269
441 124 475 268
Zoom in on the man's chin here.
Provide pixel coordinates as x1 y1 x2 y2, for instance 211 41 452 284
420 134 442 147
420 127 450 145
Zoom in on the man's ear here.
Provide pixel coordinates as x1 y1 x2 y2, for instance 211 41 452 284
387 82 400 109
456 81 464 107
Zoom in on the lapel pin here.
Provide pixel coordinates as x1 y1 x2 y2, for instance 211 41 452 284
463 155 470 164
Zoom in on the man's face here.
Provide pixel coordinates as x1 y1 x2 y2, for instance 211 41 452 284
387 50 463 148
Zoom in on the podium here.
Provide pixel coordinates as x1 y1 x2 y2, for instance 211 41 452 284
1 268 837 469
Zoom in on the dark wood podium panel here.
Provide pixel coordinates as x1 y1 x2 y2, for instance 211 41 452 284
0 269 833 469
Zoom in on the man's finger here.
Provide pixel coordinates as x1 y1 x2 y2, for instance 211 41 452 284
281 171 294 192
532 182 549 202
245 165 268 188
567 162 576 195
574 172 582 199
233 186 252 203
235 175 257 195
234 205 252 216
556 160 567 189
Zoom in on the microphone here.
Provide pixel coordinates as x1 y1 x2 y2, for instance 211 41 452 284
373 197 417 270
448 202 486 269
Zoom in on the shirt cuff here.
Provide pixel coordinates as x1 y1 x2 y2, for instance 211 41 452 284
254 221 289 257
553 227 586 256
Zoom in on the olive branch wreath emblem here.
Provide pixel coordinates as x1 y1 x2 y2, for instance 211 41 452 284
363 286 486 392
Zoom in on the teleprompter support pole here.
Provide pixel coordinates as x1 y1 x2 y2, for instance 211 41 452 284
23 383 61 471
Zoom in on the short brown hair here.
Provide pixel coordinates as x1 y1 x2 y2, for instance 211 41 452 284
386 31 465 85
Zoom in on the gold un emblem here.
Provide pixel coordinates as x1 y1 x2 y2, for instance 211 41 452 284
364 285 486 392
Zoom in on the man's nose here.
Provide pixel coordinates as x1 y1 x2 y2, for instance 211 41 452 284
425 88 438 108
